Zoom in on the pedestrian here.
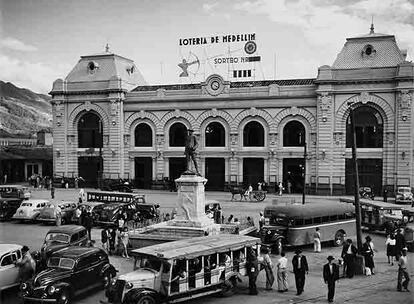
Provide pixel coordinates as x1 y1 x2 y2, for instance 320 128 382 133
227 214 234 224
214 206 222 224
109 227 116 255
287 180 292 194
120 227 130 258
84 211 93 240
323 255 339 303
362 235 375 275
385 233 396 265
15 245 36 283
383 188 388 202
79 188 85 204
245 184 253 200
259 212 265 230
314 227 321 253
164 213 171 221
74 206 82 225
117 211 125 232
341 239 357 278
3 173 7 184
278 182 283 196
101 227 109 252
397 247 410 292
74 177 78 189
247 246 259 295
292 248 308 295
260 246 274 290
258 182 262 191
233 218 241 225
50 186 55 199
395 229 406 257
276 252 288 292
247 216 255 227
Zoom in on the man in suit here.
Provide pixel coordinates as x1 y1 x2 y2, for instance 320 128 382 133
292 248 309 295
323 256 339 302
341 239 357 278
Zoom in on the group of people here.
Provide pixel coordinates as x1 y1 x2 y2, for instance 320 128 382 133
385 229 410 292
100 226 130 258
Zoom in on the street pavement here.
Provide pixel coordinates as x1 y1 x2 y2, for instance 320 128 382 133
0 187 412 304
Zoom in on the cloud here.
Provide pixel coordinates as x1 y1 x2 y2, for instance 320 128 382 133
202 2 218 13
236 0 414 60
1 37 38 52
0 53 70 94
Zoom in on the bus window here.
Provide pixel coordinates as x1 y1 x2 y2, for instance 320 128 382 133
188 257 202 289
322 216 330 223
314 217 321 224
171 259 186 293
329 215 338 221
294 219 304 226
304 218 312 225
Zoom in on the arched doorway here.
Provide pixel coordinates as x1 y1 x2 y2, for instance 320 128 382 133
345 106 383 195
77 112 103 187
169 122 187 147
243 121 264 146
135 123 152 147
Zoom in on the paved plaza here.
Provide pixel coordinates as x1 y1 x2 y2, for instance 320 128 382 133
0 187 412 304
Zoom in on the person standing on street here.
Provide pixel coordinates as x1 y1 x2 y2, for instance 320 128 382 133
15 246 36 283
292 249 308 295
341 239 357 278
314 227 321 252
120 227 130 258
84 211 93 240
385 233 396 265
247 246 259 295
278 182 283 196
259 212 265 230
50 186 55 199
101 227 109 252
109 227 116 255
276 252 288 292
397 247 410 292
395 229 406 257
323 256 339 303
362 235 375 275
261 247 274 290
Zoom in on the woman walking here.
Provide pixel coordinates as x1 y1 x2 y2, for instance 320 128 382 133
120 227 130 258
362 235 375 275
261 247 274 290
385 233 396 265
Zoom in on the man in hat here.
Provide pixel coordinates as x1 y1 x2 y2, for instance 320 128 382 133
397 247 410 292
323 256 339 302
341 239 357 278
292 248 308 295
247 246 259 295
184 129 200 175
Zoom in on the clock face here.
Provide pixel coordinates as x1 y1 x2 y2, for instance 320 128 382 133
211 80 220 91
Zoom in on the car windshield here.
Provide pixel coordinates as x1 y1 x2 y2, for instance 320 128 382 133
398 188 411 193
134 256 162 272
45 203 55 208
47 257 75 269
21 202 32 207
45 233 70 244
270 216 290 226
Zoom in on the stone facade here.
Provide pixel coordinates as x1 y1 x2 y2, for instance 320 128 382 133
50 30 414 195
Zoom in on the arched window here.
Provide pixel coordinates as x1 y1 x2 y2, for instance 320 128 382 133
346 106 383 148
78 112 102 148
205 122 225 147
243 121 264 147
283 121 305 146
169 122 187 146
134 123 152 147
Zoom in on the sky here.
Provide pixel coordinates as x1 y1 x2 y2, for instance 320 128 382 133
0 0 413 94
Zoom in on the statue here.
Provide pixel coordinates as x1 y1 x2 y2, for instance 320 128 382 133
184 129 200 175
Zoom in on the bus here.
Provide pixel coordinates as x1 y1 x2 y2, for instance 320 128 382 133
104 235 260 304
260 202 356 253
86 191 145 204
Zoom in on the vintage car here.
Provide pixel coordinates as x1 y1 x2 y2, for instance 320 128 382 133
0 244 23 291
70 202 103 223
0 197 23 221
103 235 260 304
40 225 89 267
395 186 413 204
12 199 48 221
92 199 155 226
21 247 117 304
0 185 31 200
37 201 78 225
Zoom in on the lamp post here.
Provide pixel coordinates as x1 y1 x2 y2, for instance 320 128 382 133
300 131 307 205
348 102 363 251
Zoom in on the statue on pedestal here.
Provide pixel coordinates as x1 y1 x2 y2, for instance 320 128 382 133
184 129 200 175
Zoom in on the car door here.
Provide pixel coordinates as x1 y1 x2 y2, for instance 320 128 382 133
0 251 19 289
74 254 100 289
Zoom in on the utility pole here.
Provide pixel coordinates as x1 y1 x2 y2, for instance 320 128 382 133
348 102 363 251
302 134 307 205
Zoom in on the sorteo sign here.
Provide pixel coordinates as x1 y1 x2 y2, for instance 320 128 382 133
179 33 256 45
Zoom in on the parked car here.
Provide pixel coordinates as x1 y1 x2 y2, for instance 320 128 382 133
100 179 133 192
92 200 156 226
0 198 23 221
0 185 30 200
395 186 413 204
12 199 48 222
359 186 375 200
21 247 117 304
37 201 78 225
0 244 22 291
40 225 89 268
70 202 103 223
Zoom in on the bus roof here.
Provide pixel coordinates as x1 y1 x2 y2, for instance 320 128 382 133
87 191 144 197
264 202 355 219
340 198 404 210
131 234 260 260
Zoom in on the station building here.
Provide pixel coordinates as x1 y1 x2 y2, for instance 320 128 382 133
50 28 414 195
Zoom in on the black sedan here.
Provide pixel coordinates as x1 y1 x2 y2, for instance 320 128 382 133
20 247 117 304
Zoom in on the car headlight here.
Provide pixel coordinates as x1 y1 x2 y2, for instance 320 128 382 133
47 285 56 295
21 283 28 291
110 278 117 286
125 282 133 289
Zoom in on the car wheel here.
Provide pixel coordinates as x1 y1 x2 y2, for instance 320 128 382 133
103 271 114 288
334 230 345 246
135 293 156 304
57 289 70 304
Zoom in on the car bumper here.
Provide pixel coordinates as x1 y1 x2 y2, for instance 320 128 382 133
12 215 36 220
22 296 57 303
37 218 57 223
